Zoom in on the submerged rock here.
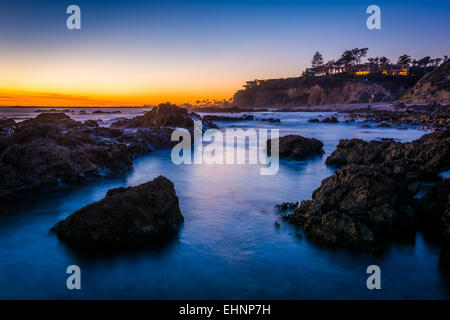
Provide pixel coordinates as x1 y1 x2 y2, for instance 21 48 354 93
267 135 324 160
275 202 299 211
259 117 280 123
284 165 415 249
51 176 183 248
321 116 339 123
203 114 254 121
346 103 450 129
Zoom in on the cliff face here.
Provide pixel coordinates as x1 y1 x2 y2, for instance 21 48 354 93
232 77 408 108
398 60 450 104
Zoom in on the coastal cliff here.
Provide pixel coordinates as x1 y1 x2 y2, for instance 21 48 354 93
232 76 410 108
397 60 450 104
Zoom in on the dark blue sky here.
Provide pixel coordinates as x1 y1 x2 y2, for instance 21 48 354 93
1 0 449 105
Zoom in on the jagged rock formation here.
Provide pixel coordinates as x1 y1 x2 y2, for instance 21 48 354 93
0 113 173 199
233 77 408 107
283 130 450 249
284 165 416 249
51 176 183 248
326 130 450 180
398 60 450 104
112 103 216 131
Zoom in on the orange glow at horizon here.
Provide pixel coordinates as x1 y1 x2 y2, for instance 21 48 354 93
0 88 235 107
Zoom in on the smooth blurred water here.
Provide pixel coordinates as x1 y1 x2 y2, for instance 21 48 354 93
1 109 449 299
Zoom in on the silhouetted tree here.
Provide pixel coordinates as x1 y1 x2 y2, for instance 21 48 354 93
379 56 391 70
352 48 369 65
311 51 324 68
368 57 380 65
417 56 431 67
430 58 442 67
397 54 412 65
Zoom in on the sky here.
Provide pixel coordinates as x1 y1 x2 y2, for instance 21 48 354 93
0 0 449 106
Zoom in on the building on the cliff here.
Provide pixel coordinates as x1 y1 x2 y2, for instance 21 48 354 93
355 63 379 76
382 64 409 76
304 65 346 77
243 79 268 88
354 63 409 76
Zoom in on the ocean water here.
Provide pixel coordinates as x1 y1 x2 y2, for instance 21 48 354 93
0 108 449 299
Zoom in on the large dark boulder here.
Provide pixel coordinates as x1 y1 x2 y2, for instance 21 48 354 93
284 165 415 249
267 135 324 160
51 176 183 248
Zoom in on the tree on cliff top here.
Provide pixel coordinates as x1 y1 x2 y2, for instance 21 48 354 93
336 48 368 71
311 51 324 68
397 54 412 65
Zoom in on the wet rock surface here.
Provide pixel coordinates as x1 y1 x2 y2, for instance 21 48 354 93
397 59 450 104
0 119 16 135
112 103 216 131
203 114 254 121
51 176 183 248
321 116 339 123
283 129 449 250
0 113 173 199
259 117 280 123
344 103 450 129
267 135 324 160
326 129 450 180
284 165 416 249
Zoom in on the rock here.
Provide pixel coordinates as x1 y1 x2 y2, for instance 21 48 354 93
203 114 254 121
259 117 280 123
321 116 339 123
0 113 173 199
275 202 299 211
326 130 450 181
326 138 393 167
397 60 450 104
284 165 415 249
267 135 324 160
51 176 183 248
84 120 99 127
0 119 15 136
347 105 450 129
35 109 69 113
308 118 320 123
232 76 405 108
112 103 216 131
92 110 121 114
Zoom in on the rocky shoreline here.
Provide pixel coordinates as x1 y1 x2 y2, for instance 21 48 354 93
342 103 449 130
280 128 450 261
0 104 214 200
